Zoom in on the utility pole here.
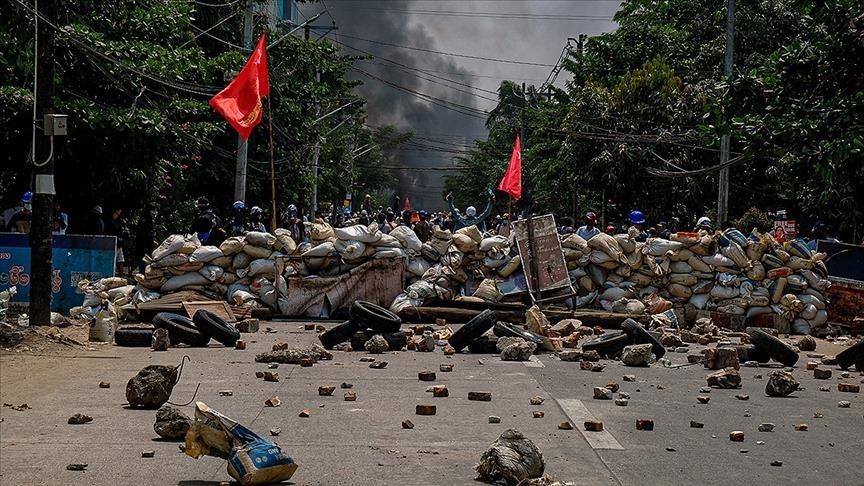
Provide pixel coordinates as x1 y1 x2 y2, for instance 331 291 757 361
310 69 321 217
233 0 254 203
717 0 734 225
30 0 57 326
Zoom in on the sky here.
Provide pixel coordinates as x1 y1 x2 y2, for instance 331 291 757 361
298 0 621 209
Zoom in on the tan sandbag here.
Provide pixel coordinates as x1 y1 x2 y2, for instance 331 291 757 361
691 280 713 295
606 273 626 284
273 229 298 254
440 246 464 269
615 235 637 254
218 272 238 285
670 232 699 246
624 250 643 270
456 225 483 244
786 256 813 271
243 244 272 259
688 235 715 256
429 232 452 255
152 253 189 269
645 238 683 256
562 248 583 261
774 248 791 262
561 234 588 252
667 248 693 262
769 277 788 303
375 233 402 248
670 261 692 274
613 265 632 277
578 275 595 292
452 233 479 253
668 283 693 299
586 233 626 264
497 255 521 277
721 242 751 269
152 234 185 261
134 273 166 290
669 273 697 286
473 278 503 302
780 293 804 313
687 255 712 273
611 298 645 315
308 222 336 245
627 273 652 287
748 295 770 308
232 252 252 270
174 261 204 273
219 236 245 256
746 261 766 281
178 234 201 254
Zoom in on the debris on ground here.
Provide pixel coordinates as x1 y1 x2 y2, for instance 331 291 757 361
500 339 537 362
707 368 742 389
141 450 155 458
765 371 799 397
151 328 170 351
254 344 332 364
154 405 192 440
402 420 415 429
67 413 93 425
265 396 281 407
99 381 111 389
364 334 389 354
126 365 178 408
66 463 88 471
475 429 545 486
620 344 652 367
3 403 31 411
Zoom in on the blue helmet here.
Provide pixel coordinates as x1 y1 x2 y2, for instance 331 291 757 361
21 191 33 204
629 210 646 225
233 200 246 211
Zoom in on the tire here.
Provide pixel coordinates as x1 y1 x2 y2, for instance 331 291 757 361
493 322 542 345
381 331 408 351
581 331 631 357
114 326 154 347
621 318 665 359
192 310 241 347
468 335 499 354
734 344 770 363
836 339 864 371
747 327 799 366
350 300 402 332
153 312 209 347
349 329 375 351
448 309 497 351
319 320 360 349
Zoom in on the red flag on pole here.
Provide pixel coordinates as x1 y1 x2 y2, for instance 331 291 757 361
404 195 411 211
497 133 522 200
210 34 270 141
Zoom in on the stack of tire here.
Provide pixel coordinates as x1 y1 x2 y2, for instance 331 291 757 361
114 310 241 348
444 310 545 354
580 318 666 359
318 301 407 351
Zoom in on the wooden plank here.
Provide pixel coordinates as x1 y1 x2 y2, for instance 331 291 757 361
397 306 524 324
542 309 651 328
182 301 237 322
512 215 571 294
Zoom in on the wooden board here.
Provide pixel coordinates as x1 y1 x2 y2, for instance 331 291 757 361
182 301 237 322
512 215 572 300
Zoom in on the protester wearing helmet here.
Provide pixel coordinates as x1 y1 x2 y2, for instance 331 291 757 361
248 206 266 232
280 204 303 242
446 190 495 232
575 212 601 241
190 196 223 244
414 209 431 242
225 200 247 237
628 210 648 242
359 209 371 226
605 224 617 235
694 216 714 233
5 191 34 233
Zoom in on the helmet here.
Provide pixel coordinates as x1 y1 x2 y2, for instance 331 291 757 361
419 210 428 217
91 205 103 215
360 209 368 216
696 216 713 230
233 200 246 211
196 196 210 209
250 206 262 215
21 191 33 204
583 212 598 225
466 206 477 217
288 204 297 211
629 210 645 225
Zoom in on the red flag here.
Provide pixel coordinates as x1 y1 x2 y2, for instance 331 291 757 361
210 34 270 141
404 196 411 211
498 133 522 200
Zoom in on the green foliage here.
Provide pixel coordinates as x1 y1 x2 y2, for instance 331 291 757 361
733 207 773 233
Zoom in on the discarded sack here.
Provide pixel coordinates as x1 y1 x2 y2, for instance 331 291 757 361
475 428 545 485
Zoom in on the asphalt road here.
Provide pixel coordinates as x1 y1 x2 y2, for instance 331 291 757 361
1 322 861 486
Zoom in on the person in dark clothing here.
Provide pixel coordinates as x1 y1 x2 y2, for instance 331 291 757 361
190 196 223 245
359 210 371 226
6 192 33 233
84 205 105 235
414 210 432 242
224 200 248 237
280 204 304 242
135 204 158 272
446 192 495 232
106 208 131 276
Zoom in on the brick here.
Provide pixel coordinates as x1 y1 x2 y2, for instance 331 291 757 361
432 386 449 398
264 396 281 407
299 358 314 367
636 419 654 431
532 411 545 418
606 382 620 393
263 371 279 382
584 420 604 432
838 383 860 393
794 424 808 431
697 396 710 404
488 416 501 424
806 361 819 370
344 391 357 401
418 371 436 381
439 364 454 372
235 319 259 333
813 369 832 380
415 404 437 415
468 391 492 401
234 340 246 350
402 420 414 429
298 409 310 417
369 361 388 369
690 421 704 428
318 386 336 396
729 431 745 441
558 421 573 430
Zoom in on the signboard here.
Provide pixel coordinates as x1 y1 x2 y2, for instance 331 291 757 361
0 233 116 312
772 220 797 243
512 214 570 296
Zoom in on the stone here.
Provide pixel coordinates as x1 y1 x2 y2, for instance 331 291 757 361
304 324 316 331
265 396 281 407
299 358 314 367
703 347 740 370
67 413 93 425
263 371 279 382
794 424 808 431
218 390 233 396
416 404 436 415
141 450 155 458
318 386 336 396
838 401 851 408
340 382 353 389
699 387 712 393
530 396 545 405
418 371 436 381
687 354 704 364
680 329 700 343
698 335 712 346
500 341 537 361
690 421 704 428
551 319 580 336
771 461 783 467
821 356 838 365
475 429 545 485
360 357 376 362
813 369 832 380
98 381 110 389
234 340 246 350
270 427 281 436
615 398 629 406
636 419 654 431
797 335 817 351
584 421 604 431
235 319 259 333
806 361 819 370
496 336 525 351
841 371 851 378
838 383 860 393
758 423 775 432
558 421 574 430
765 370 799 397
154 405 191 439
621 344 653 367
697 396 710 404
606 382 619 393
660 333 684 347
469 391 492 401
532 411 545 418
735 394 750 401
272 342 290 351
674 347 690 353
255 371 264 378
488 416 502 424
369 361 388 369
402 420 414 429
66 464 88 471
819 386 831 392
582 350 601 362
151 328 170 351
706 368 742 389
623 374 637 382
364 334 390 354
558 350 583 362
593 387 613 400
432 386 449 398
439 364 454 372
442 344 456 356
298 409 310 418
756 441 765 445
344 391 357 401
813 411 823 418
729 431 745 442
125 365 178 408
618 392 631 399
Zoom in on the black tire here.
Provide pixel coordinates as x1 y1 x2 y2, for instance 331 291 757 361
381 331 408 351
468 335 499 354
836 339 864 371
350 300 402 332
581 331 631 357
114 326 154 347
448 309 497 352
621 318 665 359
493 322 542 345
747 327 799 366
349 329 375 351
192 310 241 347
153 313 209 347
319 320 360 349
734 344 770 363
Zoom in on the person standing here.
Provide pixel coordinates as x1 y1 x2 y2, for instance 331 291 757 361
51 200 69 235
83 205 105 235
446 192 494 232
106 208 131 276
248 206 267 232
414 210 431 242
575 212 601 240
190 196 222 244
5 192 33 234
628 210 648 242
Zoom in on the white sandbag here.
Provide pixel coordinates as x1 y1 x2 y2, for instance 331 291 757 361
177 233 201 254
273 229 297 254
373 248 405 259
390 292 423 314
611 297 645 315
615 235 637 254
232 252 252 270
669 261 693 274
801 269 831 291
668 283 693 299
152 253 189 269
811 309 828 327
302 241 337 258
710 285 740 300
688 293 710 310
480 235 509 251
247 259 277 277
483 255 508 270
798 293 826 310
189 245 223 263
161 272 209 292
667 247 693 262
599 286 631 301
217 236 243 255
701 253 736 268
242 243 272 259
644 238 683 256
669 273 698 286
451 233 478 253
334 239 367 257
473 278 504 302
152 234 185 261
497 255 522 277
721 242 751 269
786 274 808 292
407 257 431 277
586 264 607 286
746 306 773 318
389 225 423 251
334 224 382 244
199 265 224 282
561 234 588 252
308 222 336 244
691 280 714 295
456 225 483 243
799 303 818 320
374 233 402 248
440 247 464 269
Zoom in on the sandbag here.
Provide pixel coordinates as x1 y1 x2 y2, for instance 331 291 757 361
577 275 595 292
722 228 749 248
688 255 712 273
134 273 167 290
798 293 826 310
645 238 683 256
561 234 588 252
701 253 736 268
247 259 276 278
746 261 766 281
667 247 693 262
302 242 337 258
562 248 583 261
615 235 637 254
668 283 693 299
161 272 209 292
219 237 245 256
456 225 483 243
669 261 693 274
611 298 645 315
786 256 813 271
721 242 751 269
624 250 643 270
688 293 711 310
586 233 625 264
451 233 479 253
688 234 715 256
152 234 185 261
473 278 503 302
791 318 811 335
480 235 509 251
498 255 522 277
599 286 631 301
769 277 788 303
243 231 274 249
199 265 224 282
586 264 607 287
189 246 223 263
691 280 713 295
390 226 423 251
308 222 336 244
178 234 201 254
173 261 204 273
334 239 367 257
273 229 297 254
232 252 252 270
242 244 272 259
746 305 773 318
374 233 402 248
440 246 464 269
626 272 652 288
799 303 818 320
786 238 812 259
811 309 828 327
334 224 382 244
373 248 404 259
710 285 740 300
670 232 699 246
668 273 697 286
407 257 431 277
420 243 441 263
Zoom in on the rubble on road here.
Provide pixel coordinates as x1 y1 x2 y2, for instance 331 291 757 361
707 368 742 389
67 413 93 425
475 429 545 486
154 405 192 440
765 371 799 397
126 365 178 408
254 344 332 364
620 344 653 367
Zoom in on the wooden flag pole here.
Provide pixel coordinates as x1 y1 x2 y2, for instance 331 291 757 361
267 96 277 231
